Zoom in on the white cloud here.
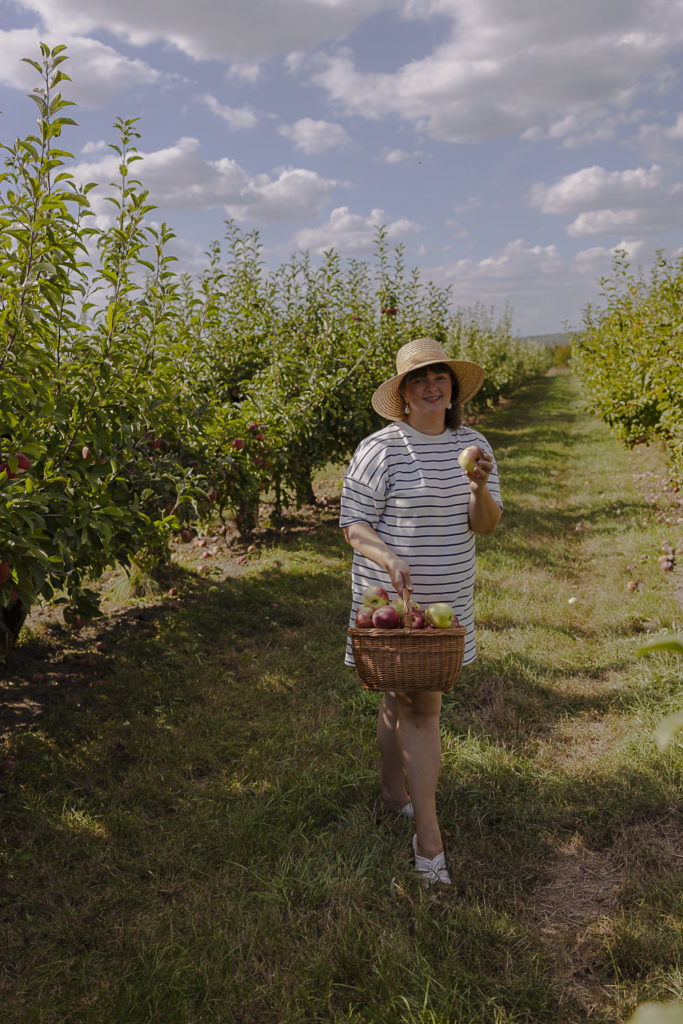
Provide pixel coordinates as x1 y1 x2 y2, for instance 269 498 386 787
200 94 257 130
378 147 424 163
522 110 645 149
293 205 422 252
9 1 683 142
312 0 683 142
575 239 644 275
631 113 683 161
529 164 683 237
12 0 394 61
278 118 351 154
73 136 338 222
227 167 339 221
529 165 668 215
225 61 262 83
81 139 110 154
432 238 604 333
0 27 165 104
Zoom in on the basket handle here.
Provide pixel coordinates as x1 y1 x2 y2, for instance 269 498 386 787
403 587 414 634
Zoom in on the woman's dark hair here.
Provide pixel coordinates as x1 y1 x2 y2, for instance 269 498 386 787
399 362 462 429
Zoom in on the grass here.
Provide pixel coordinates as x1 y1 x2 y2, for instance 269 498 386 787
1 371 682 1024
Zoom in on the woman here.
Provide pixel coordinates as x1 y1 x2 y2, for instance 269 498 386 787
340 337 502 888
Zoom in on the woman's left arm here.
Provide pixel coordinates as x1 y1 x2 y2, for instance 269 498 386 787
466 453 502 534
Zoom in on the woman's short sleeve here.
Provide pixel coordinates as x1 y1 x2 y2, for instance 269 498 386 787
339 436 389 529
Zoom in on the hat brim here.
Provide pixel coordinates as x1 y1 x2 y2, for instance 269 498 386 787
371 358 485 420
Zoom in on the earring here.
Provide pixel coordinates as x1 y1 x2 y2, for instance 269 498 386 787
404 403 410 414
447 402 452 409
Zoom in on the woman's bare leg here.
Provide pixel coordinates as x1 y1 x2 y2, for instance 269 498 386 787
394 690 443 860
376 692 411 809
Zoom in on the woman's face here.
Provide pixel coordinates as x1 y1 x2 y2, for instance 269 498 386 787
402 365 453 416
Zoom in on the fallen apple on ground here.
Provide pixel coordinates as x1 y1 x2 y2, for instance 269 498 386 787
457 445 484 474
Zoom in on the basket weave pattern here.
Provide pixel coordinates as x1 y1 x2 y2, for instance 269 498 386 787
348 590 466 692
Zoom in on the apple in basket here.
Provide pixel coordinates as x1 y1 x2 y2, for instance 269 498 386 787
425 602 457 629
372 605 401 629
362 585 389 608
390 597 421 620
457 445 484 475
355 605 375 629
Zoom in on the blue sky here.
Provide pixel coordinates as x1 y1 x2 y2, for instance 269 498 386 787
2 0 683 335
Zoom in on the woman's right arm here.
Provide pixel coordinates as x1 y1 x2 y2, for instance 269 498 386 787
343 521 413 597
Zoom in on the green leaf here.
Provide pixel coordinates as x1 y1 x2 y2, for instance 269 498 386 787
655 710 683 752
636 634 683 657
629 1003 683 1024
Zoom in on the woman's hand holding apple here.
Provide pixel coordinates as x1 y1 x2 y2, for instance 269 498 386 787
467 451 493 486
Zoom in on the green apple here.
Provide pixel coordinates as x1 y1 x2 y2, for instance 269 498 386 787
457 445 484 474
426 602 456 628
362 585 389 608
391 597 421 621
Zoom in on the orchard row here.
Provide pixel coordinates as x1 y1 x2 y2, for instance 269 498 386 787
0 45 553 651
571 250 683 484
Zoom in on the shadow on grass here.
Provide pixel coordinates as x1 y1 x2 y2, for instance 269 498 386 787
1 375 680 1024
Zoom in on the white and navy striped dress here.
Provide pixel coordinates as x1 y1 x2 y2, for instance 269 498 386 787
340 421 502 669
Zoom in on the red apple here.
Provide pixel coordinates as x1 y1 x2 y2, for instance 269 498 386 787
362 585 389 608
0 561 10 584
232 438 245 451
409 612 426 629
208 488 217 502
63 607 86 630
180 528 193 543
355 606 374 628
457 445 484 475
372 605 400 629
15 453 30 471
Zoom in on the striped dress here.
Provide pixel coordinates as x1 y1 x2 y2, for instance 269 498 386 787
339 421 502 668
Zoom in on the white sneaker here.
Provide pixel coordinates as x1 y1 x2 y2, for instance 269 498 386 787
413 834 452 888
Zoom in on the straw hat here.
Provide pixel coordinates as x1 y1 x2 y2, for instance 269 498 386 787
371 337 485 420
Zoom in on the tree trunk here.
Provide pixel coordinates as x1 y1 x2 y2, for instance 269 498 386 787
0 599 28 667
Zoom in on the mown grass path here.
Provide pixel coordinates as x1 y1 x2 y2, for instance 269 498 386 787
1 372 681 1024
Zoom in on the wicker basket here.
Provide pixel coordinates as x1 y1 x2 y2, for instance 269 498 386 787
348 590 466 692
